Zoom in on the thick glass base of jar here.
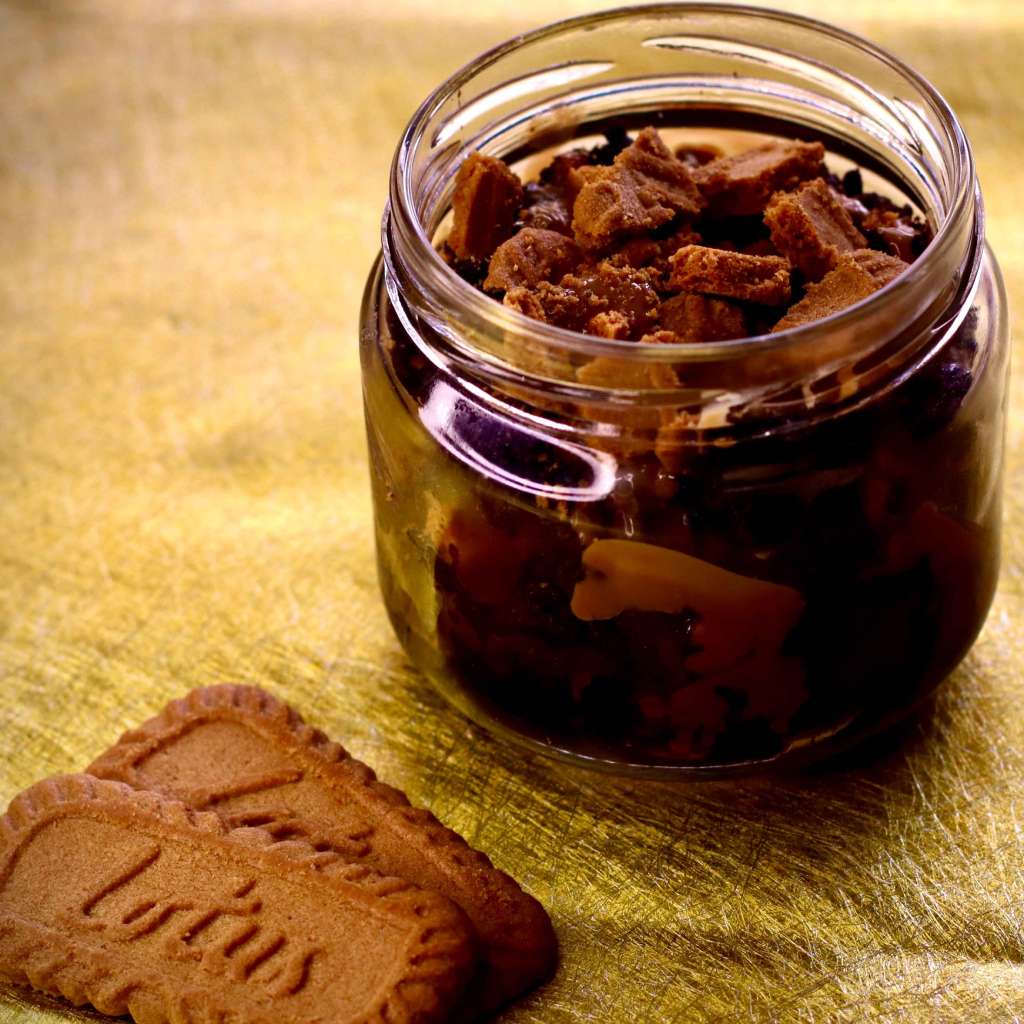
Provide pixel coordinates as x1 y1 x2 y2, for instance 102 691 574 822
360 244 1008 778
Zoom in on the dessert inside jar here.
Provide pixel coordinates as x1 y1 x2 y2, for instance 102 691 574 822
362 6 1008 775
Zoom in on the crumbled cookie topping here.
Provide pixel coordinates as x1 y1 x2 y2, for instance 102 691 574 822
442 127 931 345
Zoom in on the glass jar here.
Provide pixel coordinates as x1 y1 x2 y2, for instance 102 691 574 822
360 4 1009 776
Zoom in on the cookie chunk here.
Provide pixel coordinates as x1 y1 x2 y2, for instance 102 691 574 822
484 228 581 292
764 178 866 280
505 260 660 339
658 293 746 343
771 251 892 331
504 285 548 322
88 685 557 1017
848 247 908 286
693 140 825 216
448 153 524 261
0 774 476 1024
587 310 632 339
571 128 704 251
668 245 792 305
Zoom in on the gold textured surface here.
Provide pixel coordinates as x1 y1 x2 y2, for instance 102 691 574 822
1 1 1022 1021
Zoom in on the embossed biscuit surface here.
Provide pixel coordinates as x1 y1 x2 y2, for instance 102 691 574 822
0 774 476 1024
88 685 557 1015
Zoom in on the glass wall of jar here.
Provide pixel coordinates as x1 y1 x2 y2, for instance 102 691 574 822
360 4 1009 776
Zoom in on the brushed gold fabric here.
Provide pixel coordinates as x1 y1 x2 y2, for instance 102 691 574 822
1 2 1022 1021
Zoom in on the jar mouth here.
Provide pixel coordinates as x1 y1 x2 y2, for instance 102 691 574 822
386 2 977 379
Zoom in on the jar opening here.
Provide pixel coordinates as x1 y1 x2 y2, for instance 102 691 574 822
384 3 978 407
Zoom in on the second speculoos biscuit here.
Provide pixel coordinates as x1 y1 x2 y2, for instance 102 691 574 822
87 684 558 1017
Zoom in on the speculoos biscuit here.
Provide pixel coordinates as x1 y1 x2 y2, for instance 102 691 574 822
87 685 557 1016
0 773 476 1024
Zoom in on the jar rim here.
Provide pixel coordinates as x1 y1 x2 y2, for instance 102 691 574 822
386 2 976 371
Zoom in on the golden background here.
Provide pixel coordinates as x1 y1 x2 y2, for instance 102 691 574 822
1 1 1022 1020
